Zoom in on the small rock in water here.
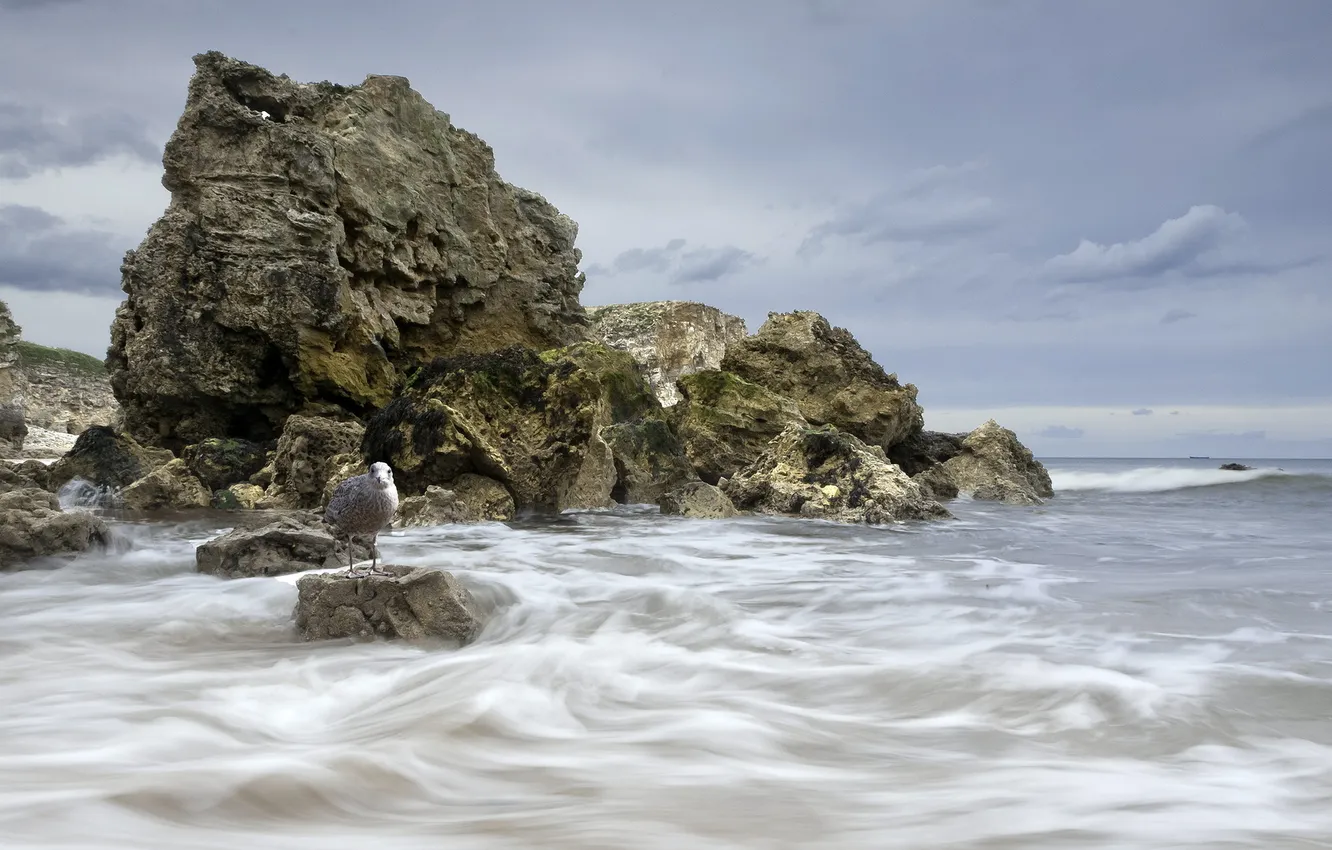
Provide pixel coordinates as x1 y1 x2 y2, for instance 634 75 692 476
196 513 373 579
294 565 483 643
658 481 738 519
0 487 109 566
1219 462 1254 471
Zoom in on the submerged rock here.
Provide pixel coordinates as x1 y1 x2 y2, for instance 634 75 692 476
294 565 483 643
181 438 270 492
46 426 173 491
1219 462 1254 471
108 51 588 451
669 369 808 484
587 301 747 407
195 513 374 578
259 415 365 510
397 475 515 526
658 481 739 519
0 487 109 566
936 420 1054 506
120 458 212 511
723 423 951 524
721 311 923 450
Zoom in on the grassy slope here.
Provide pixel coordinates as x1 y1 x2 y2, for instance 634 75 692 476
14 341 106 377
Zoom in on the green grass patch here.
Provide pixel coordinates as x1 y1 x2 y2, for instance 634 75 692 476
15 341 106 376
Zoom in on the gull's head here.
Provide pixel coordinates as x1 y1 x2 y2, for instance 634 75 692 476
369 462 394 488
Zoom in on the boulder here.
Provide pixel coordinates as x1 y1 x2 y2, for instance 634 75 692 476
213 482 266 510
658 481 739 519
363 342 661 510
258 415 365 510
587 301 747 407
195 513 374 578
669 370 808 484
1 460 52 493
887 430 966 477
120 458 212 511
294 565 483 643
0 487 109 566
107 51 588 451
603 419 698 505
723 423 951 524
397 475 516 526
181 438 270 492
1219 462 1254 471
720 311 923 450
936 420 1054 506
46 426 173 491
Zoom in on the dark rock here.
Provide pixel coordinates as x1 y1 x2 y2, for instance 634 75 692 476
1219 463 1254 471
603 418 698 505
0 487 109 566
887 430 966 477
658 481 739 519
195 513 374 578
181 438 270 491
669 369 808 485
294 565 483 643
46 426 173 491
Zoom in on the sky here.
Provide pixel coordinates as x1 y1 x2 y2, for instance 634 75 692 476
1 0 1329 458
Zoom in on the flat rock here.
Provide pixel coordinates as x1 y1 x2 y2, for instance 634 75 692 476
0 487 109 566
658 481 739 519
397 475 515 526
294 565 483 643
196 513 374 578
937 420 1054 506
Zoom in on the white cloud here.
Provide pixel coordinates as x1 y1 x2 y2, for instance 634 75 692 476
1044 204 1245 284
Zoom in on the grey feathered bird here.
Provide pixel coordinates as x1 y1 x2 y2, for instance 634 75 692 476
324 461 399 577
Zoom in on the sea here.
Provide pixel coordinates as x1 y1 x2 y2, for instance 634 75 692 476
1 457 1329 849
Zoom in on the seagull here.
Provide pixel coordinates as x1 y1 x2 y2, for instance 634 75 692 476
324 462 399 578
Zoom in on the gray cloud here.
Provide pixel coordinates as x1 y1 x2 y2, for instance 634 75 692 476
1039 425 1085 439
1132 408 1153 416
0 0 81 8
1160 308 1196 325
673 245 756 284
0 101 160 178
1177 429 1267 440
1044 205 1244 284
586 239 756 286
0 204 127 295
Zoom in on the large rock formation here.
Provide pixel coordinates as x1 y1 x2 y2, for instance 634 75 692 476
931 420 1054 506
10 341 119 436
721 311 923 451
0 487 109 566
587 301 747 407
108 51 589 451
723 424 950 524
0 301 25 454
669 369 808 484
294 566 483 643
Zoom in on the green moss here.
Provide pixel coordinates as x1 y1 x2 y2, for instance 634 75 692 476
14 341 106 376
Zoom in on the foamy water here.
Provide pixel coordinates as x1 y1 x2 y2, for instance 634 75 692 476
2 458 1330 848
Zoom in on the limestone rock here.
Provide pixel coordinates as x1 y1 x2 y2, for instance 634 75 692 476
363 342 661 510
258 415 364 510
658 481 739 519
398 475 516 527
181 438 270 491
0 301 24 454
196 513 374 578
214 482 266 510
721 311 923 450
723 424 951 524
121 458 212 511
318 452 368 510
0 487 109 566
9 341 119 436
46 426 173 491
602 419 698 505
587 301 747 407
107 51 588 451
1 460 52 493
669 370 808 484
294 565 483 643
937 420 1053 506
15 426 77 460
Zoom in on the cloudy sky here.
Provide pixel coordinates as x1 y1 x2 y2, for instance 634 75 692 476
2 0 1329 457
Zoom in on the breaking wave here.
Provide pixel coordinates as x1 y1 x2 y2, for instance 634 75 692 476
1049 466 1330 495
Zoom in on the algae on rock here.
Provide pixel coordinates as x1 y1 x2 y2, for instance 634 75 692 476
936 419 1054 506
669 369 808 485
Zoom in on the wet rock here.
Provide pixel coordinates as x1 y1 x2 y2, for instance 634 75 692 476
363 342 661 510
195 513 374 578
46 426 173 491
0 487 109 566
936 420 1053 506
294 565 483 644
887 430 966 477
120 458 212 511
658 481 739 519
397 475 516 526
1 460 52 492
587 301 747 407
721 311 923 450
603 418 698 505
669 370 808 484
181 438 270 492
107 52 588 451
723 423 951 524
258 415 365 510
1219 462 1254 471
213 482 266 510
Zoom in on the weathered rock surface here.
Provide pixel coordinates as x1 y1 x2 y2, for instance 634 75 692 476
0 301 24 453
11 343 119 436
258 415 364 510
397 475 515 526
215 482 266 510
669 370 808 485
294 565 483 643
887 430 966 477
658 481 739 519
0 487 109 566
181 438 270 492
195 513 374 578
108 51 589 451
121 458 212 511
603 419 698 505
363 343 661 510
47 426 173 491
723 424 951 524
1 460 53 493
587 301 747 407
937 420 1054 506
14 426 77 460
721 311 923 450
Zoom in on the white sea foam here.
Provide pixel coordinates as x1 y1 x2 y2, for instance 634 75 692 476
1050 465 1286 493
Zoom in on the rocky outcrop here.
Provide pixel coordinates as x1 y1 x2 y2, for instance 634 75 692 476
181 438 270 492
0 301 24 454
658 481 738 519
294 566 483 643
603 419 698 505
195 513 374 578
587 301 747 407
669 370 808 484
215 482 266 510
10 342 119 436
258 415 364 510
1 460 52 493
107 51 589 451
887 430 966 477
0 487 109 566
120 458 212 512
934 420 1054 506
363 342 661 511
47 426 173 491
723 423 950 524
397 475 515 526
721 311 923 451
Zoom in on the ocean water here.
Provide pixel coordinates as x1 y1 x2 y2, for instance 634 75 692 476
2 457 1330 849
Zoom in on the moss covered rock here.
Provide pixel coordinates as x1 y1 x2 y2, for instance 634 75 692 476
669 370 808 485
259 415 365 509
181 438 270 492
603 418 698 505
47 426 173 491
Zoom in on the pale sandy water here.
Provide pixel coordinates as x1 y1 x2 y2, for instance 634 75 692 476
1 459 1330 849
